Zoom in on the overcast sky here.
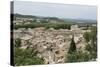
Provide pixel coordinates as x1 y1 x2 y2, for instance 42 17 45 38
14 1 97 20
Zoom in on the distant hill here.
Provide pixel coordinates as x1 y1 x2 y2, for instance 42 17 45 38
12 13 67 23
12 13 97 25
62 18 97 23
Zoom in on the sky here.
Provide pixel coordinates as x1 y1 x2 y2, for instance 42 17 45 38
13 1 97 20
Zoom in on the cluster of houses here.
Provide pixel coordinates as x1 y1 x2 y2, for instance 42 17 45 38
13 24 92 64
13 16 64 25
13 17 40 25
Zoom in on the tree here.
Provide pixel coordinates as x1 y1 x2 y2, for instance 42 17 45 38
90 26 97 50
68 36 76 54
14 47 44 66
83 26 97 51
65 51 94 62
83 32 91 42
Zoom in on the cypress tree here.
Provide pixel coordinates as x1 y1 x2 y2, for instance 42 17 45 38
68 36 76 54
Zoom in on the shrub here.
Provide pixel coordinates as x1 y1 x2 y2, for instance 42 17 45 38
85 44 97 59
65 51 96 63
65 40 97 63
14 47 44 66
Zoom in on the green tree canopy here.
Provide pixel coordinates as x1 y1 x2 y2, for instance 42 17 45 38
14 47 44 66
